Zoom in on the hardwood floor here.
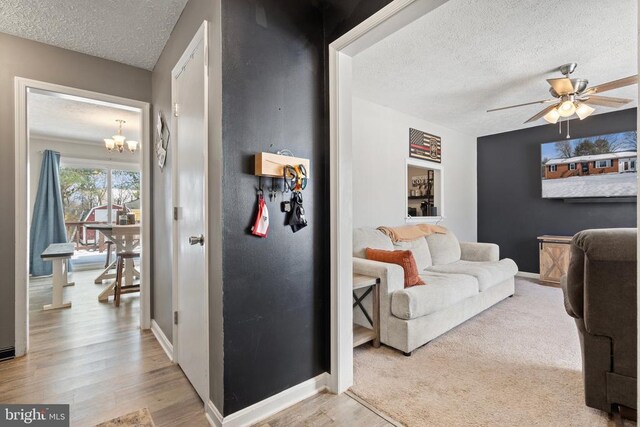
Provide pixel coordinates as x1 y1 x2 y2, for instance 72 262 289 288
1 269 209 427
253 391 396 427
1 268 393 426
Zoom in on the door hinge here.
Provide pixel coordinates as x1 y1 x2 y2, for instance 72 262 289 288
174 311 178 325
173 103 180 117
173 207 180 221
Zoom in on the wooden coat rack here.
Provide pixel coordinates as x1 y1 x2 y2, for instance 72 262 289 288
254 152 310 178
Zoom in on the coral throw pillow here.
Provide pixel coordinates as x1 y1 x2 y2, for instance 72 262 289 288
365 248 425 288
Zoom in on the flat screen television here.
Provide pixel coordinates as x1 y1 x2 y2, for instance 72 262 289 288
541 130 637 199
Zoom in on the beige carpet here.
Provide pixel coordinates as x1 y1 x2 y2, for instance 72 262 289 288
94 408 155 427
351 279 616 427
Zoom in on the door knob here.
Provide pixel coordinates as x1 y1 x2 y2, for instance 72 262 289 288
189 234 205 246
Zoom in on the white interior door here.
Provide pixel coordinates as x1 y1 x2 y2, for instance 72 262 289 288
172 22 209 402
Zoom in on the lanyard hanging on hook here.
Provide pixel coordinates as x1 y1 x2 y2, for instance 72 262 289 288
251 178 269 238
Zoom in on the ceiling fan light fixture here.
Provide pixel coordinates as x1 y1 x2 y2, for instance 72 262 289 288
575 102 595 120
543 108 560 124
558 100 577 117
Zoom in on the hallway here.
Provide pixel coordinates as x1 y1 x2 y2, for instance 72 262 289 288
0 270 208 426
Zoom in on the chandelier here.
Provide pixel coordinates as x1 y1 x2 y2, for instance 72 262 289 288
104 119 138 153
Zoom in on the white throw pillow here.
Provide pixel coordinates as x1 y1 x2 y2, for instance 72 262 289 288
393 238 432 271
353 227 393 258
426 230 461 265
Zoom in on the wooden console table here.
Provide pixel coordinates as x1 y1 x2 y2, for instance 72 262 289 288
353 273 380 348
538 235 572 284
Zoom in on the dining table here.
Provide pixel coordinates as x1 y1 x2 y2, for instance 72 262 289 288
86 223 141 302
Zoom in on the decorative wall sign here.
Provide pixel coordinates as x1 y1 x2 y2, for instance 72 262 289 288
155 111 170 170
411 175 429 186
409 128 441 163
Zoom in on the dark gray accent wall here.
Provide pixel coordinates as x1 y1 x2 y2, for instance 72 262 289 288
477 108 637 273
220 0 326 415
0 32 151 351
322 0 394 43
219 0 391 415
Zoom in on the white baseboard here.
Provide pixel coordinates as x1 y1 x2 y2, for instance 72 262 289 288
206 401 224 427
206 373 329 427
516 271 540 280
151 319 173 362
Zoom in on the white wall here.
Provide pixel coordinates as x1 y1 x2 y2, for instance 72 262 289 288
352 96 478 241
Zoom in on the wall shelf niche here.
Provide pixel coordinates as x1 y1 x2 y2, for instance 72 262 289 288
405 158 444 223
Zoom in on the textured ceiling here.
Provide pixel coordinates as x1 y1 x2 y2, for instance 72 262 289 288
28 91 142 144
0 0 188 70
353 0 638 137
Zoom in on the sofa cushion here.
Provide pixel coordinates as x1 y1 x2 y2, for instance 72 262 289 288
391 272 479 320
426 259 518 291
365 249 425 288
353 227 393 258
393 238 432 271
426 230 461 265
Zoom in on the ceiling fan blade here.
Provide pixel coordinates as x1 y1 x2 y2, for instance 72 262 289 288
524 104 560 123
582 95 633 108
582 75 638 96
547 78 576 95
487 99 555 112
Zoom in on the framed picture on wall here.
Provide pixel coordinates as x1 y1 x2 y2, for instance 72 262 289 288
409 128 441 163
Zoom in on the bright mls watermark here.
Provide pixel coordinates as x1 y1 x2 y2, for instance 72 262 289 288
0 405 69 426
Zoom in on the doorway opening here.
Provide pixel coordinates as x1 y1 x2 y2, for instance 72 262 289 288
328 0 449 394
14 79 151 357
330 0 638 425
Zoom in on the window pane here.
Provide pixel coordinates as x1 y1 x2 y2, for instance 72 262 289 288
111 169 141 223
60 166 108 237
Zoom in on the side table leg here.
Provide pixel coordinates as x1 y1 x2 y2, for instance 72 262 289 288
373 283 380 348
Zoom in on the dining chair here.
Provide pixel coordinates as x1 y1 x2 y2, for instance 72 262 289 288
114 251 140 307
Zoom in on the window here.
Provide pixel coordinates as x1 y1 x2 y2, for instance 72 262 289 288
60 167 108 227
595 160 612 168
631 160 636 169
60 165 140 251
111 169 142 221
549 165 557 172
569 163 576 170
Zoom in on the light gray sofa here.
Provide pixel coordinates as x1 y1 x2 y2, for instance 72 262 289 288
353 227 518 355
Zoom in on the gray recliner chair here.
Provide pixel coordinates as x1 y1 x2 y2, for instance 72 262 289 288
561 228 637 415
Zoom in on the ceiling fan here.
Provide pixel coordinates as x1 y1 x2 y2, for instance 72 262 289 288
487 63 638 137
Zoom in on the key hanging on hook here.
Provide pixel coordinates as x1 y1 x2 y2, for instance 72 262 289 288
270 177 277 201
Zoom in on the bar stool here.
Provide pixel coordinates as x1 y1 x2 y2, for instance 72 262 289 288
114 251 140 307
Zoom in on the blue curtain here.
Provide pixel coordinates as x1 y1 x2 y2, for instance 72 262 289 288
30 150 68 276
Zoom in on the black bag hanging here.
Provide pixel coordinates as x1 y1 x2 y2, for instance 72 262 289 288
288 191 308 233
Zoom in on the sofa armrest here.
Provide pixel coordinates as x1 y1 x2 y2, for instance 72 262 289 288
459 242 499 262
564 243 585 319
353 257 405 295
560 275 579 319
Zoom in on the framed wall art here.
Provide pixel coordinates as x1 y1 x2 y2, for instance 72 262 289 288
409 128 441 163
